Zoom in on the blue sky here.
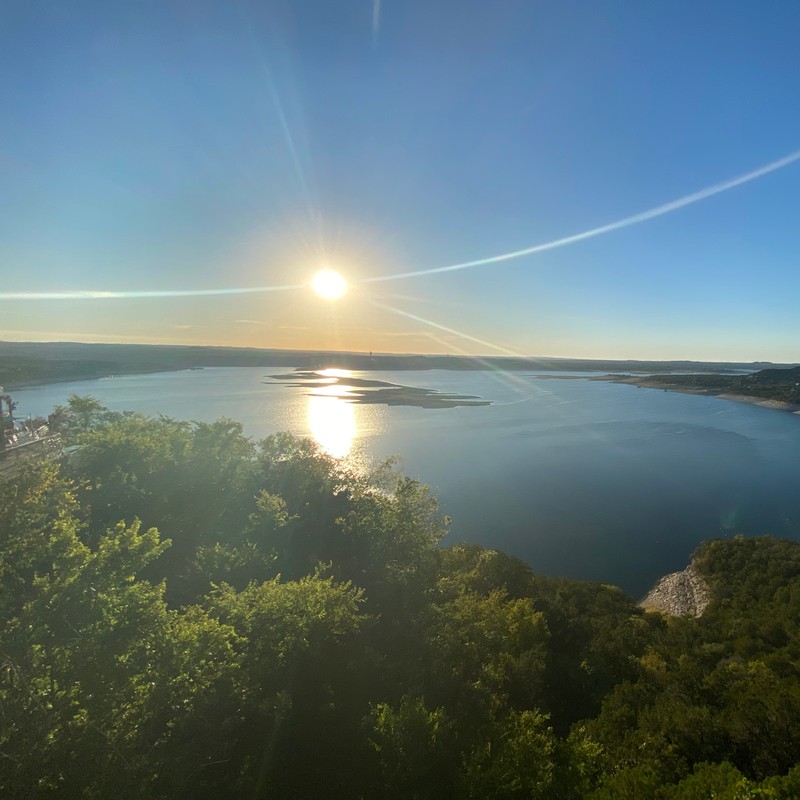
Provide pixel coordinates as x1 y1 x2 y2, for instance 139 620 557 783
2 0 799 360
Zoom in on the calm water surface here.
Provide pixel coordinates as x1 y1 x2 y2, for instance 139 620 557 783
14 367 800 596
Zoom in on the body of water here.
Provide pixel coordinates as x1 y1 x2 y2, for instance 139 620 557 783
12 367 800 597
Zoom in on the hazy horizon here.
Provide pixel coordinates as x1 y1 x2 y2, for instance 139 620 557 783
2 336 797 367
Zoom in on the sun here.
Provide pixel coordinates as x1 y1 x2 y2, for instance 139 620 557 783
311 268 347 300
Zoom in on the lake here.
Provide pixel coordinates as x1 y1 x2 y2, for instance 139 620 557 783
12 367 800 597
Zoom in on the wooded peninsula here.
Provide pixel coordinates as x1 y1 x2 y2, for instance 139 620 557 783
598 367 800 408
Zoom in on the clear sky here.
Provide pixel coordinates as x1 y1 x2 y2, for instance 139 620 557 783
2 0 800 361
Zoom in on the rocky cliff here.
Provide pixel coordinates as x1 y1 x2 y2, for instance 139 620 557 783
640 562 710 617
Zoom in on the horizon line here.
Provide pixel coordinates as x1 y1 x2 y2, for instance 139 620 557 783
0 338 796 366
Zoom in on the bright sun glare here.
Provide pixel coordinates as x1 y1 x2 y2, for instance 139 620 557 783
311 269 347 300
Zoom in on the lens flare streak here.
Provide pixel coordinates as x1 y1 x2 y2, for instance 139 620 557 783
0 284 304 301
362 148 800 284
368 299 523 357
3 149 798 302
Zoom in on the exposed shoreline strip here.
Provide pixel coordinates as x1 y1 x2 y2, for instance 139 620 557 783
534 374 800 417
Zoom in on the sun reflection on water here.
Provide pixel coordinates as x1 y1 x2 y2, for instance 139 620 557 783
316 368 352 378
307 382 357 458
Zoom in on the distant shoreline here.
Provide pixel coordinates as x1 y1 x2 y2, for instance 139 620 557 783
2 341 793 391
715 393 800 414
5 366 185 392
612 377 800 415
535 373 800 416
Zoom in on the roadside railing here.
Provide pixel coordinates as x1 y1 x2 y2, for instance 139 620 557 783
0 434 64 476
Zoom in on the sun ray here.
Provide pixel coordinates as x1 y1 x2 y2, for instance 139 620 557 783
421 331 534 394
367 299 523 357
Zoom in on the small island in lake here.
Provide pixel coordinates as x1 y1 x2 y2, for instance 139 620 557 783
266 371 491 409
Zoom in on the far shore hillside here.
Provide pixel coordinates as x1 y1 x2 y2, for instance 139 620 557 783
1 340 795 390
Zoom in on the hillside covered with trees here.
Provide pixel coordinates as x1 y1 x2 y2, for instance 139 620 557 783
611 365 800 406
3 397 800 798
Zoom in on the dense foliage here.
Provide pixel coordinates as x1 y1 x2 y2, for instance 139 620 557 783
3 396 800 798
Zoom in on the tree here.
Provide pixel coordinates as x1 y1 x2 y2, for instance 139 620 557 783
205 574 368 797
460 710 557 800
0 513 241 798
